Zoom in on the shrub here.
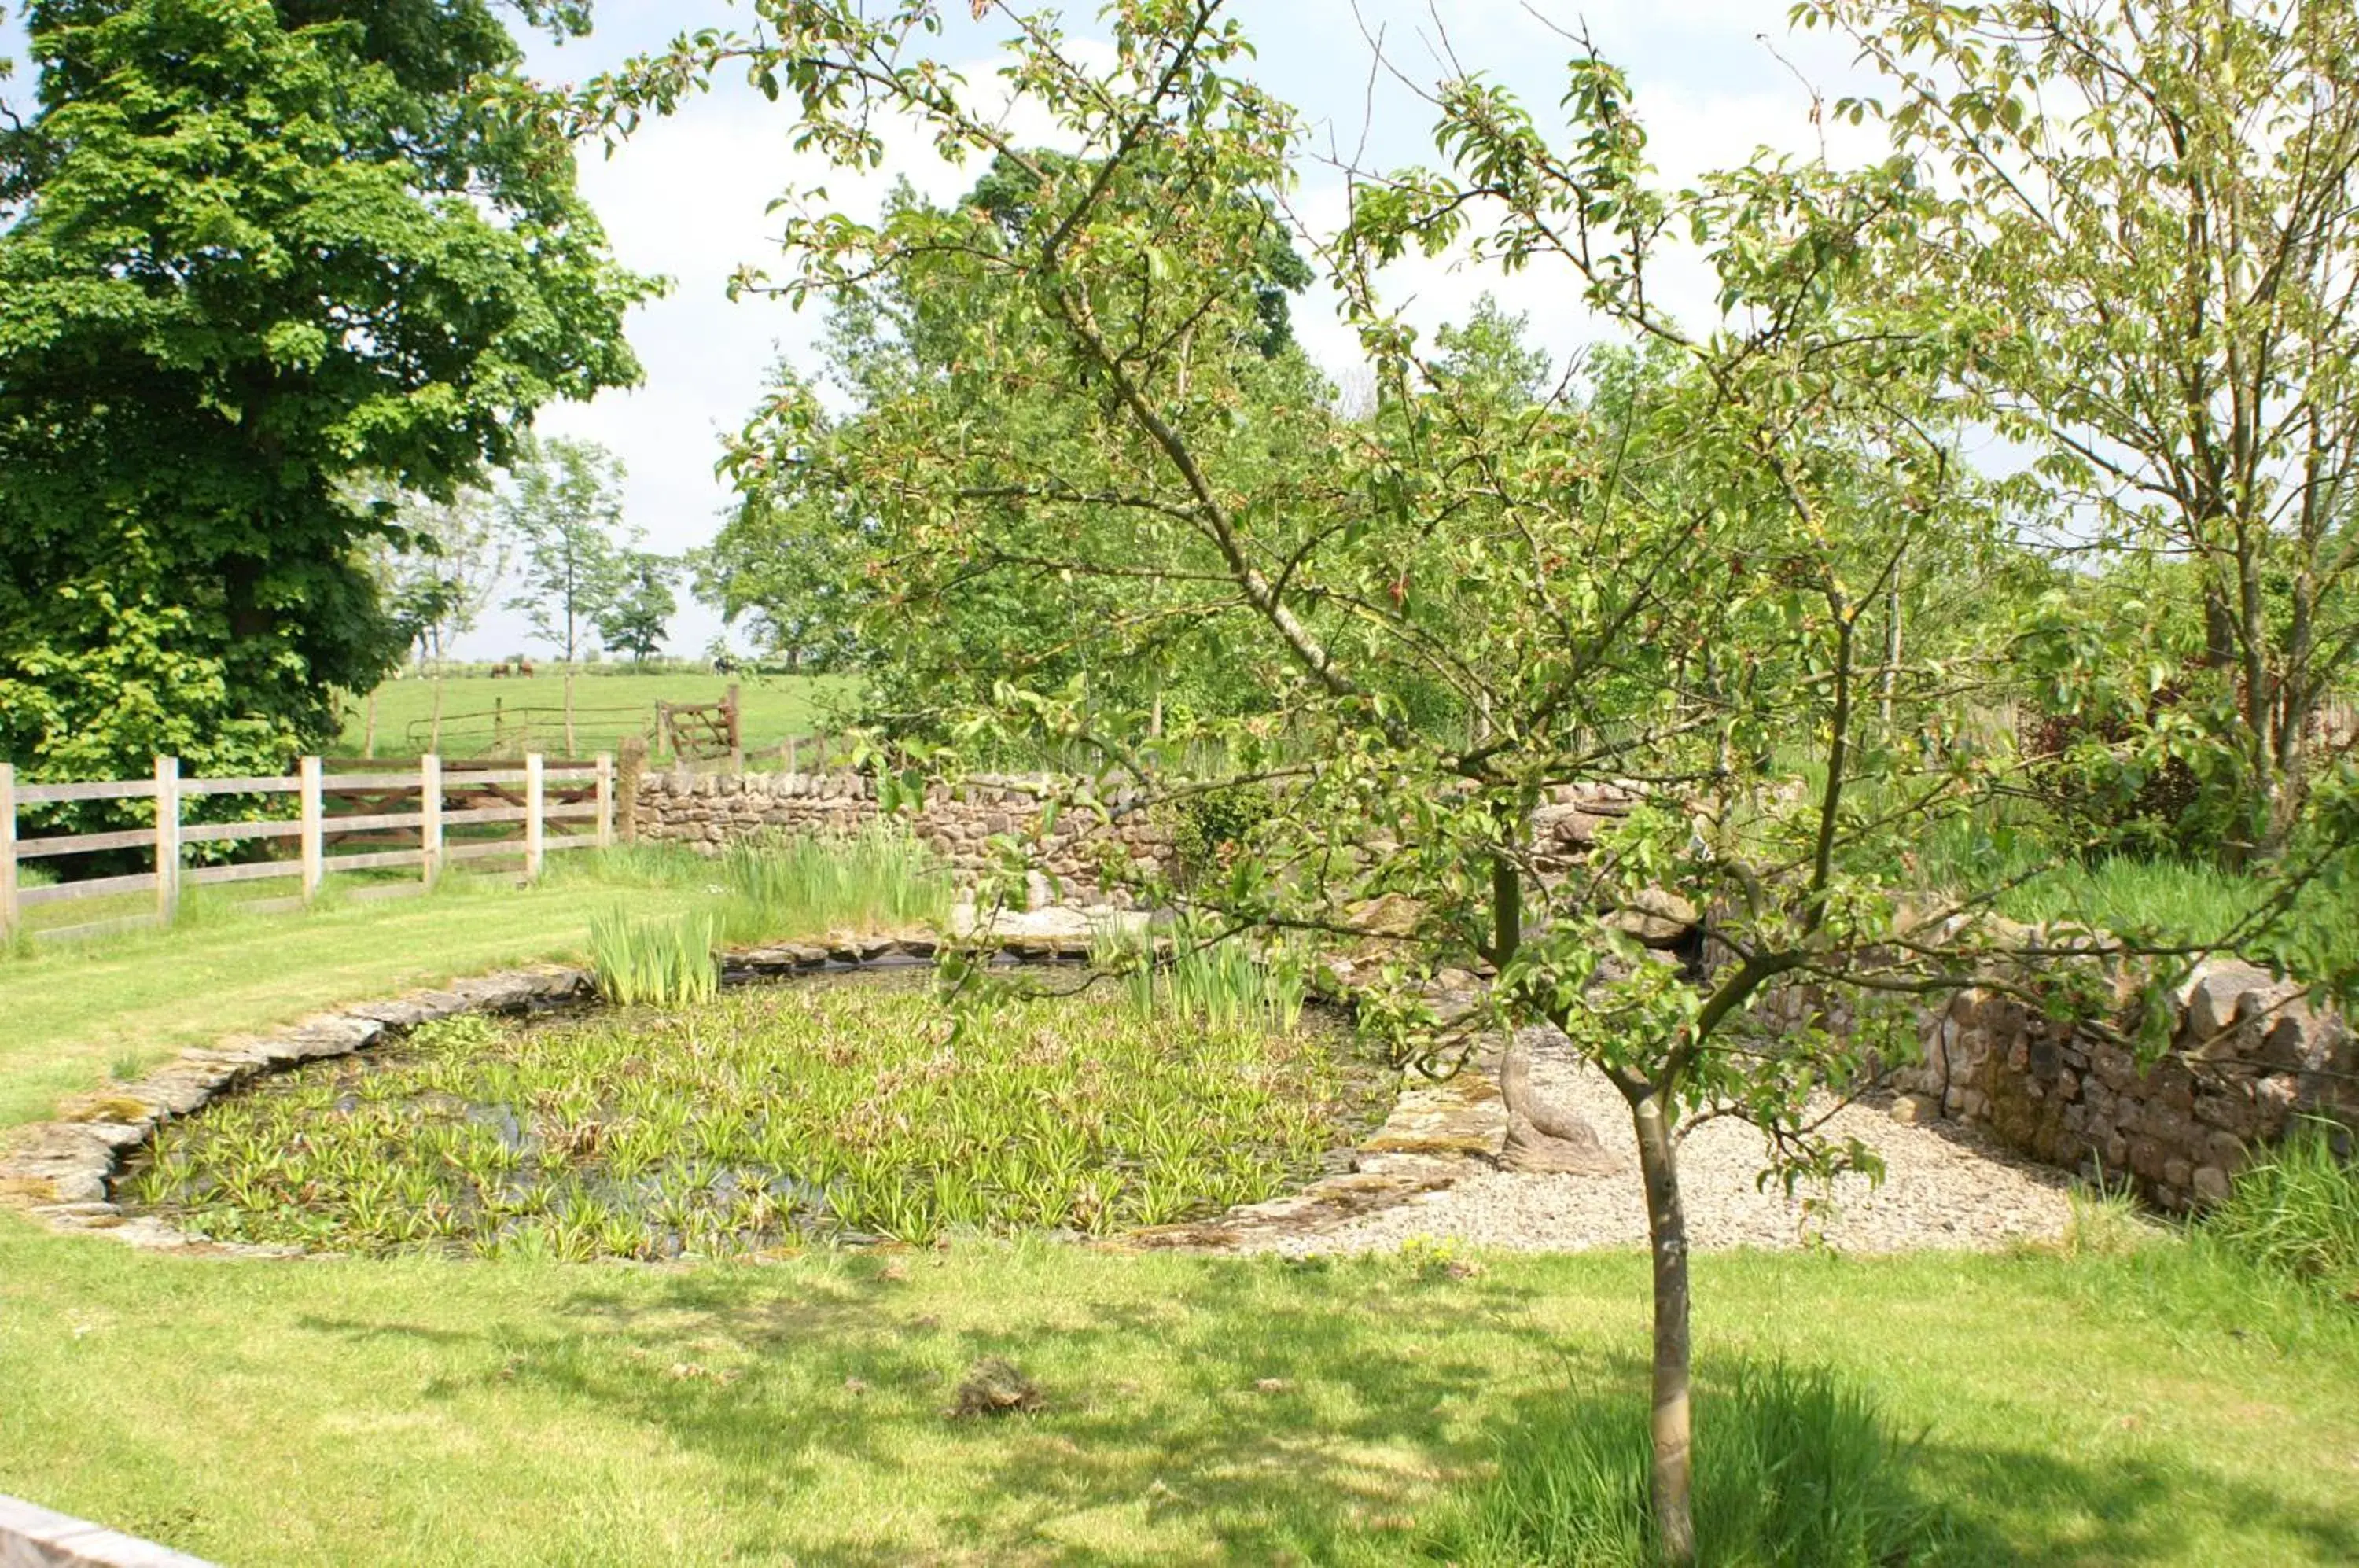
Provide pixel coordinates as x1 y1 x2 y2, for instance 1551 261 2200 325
2203 1121 2359 1303
1418 1360 1952 1567
1167 782 1272 887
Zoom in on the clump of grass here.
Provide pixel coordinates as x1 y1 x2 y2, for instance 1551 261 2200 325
720 823 954 941
123 970 1387 1257
2202 1121 2359 1301
2059 1175 2156 1260
589 906 718 1006
1418 1360 1950 1567
1091 918 1310 1034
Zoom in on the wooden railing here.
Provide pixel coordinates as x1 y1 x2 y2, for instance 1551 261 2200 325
0 753 613 944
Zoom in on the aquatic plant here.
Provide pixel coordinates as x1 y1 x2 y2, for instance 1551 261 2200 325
124 970 1386 1257
589 907 718 1006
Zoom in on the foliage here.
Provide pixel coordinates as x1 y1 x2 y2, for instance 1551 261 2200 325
1416 1359 1952 1567
501 436 638 664
359 484 510 666
1089 918 1311 1034
1804 0 2359 860
123 969 1381 1253
587 905 717 1007
2201 1121 2359 1305
1166 780 1276 887
0 0 653 786
697 145 1326 733
594 552 679 666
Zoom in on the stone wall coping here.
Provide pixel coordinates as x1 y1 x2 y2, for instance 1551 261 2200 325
0 1492 215 1567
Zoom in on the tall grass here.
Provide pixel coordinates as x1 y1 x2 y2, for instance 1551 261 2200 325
588 907 718 1006
1091 919 1310 1033
1418 1360 1950 1567
2202 1121 2359 1301
719 823 954 941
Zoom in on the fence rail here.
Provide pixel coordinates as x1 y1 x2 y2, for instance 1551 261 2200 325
0 752 613 944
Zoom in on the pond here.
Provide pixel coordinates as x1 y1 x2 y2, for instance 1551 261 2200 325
117 967 1393 1259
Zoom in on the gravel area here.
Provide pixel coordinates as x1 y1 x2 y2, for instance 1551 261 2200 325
1251 1025 2081 1256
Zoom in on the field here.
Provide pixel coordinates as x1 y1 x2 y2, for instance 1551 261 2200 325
2 862 2357 1564
336 672 852 760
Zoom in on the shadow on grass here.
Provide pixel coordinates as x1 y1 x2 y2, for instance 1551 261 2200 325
1418 1353 2359 1568
295 1252 2359 1566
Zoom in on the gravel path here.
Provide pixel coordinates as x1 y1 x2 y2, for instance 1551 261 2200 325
1251 1025 2081 1256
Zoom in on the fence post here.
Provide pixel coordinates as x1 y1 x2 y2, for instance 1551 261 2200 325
524 752 545 880
299 755 324 902
786 733 799 777
0 763 17 944
618 735 645 845
421 753 443 889
726 683 743 773
595 751 615 848
153 756 181 927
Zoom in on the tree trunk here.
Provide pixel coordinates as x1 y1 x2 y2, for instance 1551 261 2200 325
564 665 578 757
362 690 378 759
1632 1093 1696 1564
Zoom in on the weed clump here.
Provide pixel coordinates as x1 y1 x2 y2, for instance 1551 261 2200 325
1418 1360 1952 1567
2202 1121 2359 1302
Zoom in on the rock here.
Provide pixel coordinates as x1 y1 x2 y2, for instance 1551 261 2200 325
1607 908 1691 948
1890 1093 1941 1125
1497 1033 1620 1177
2186 962 2273 1042
2192 1165 2233 1205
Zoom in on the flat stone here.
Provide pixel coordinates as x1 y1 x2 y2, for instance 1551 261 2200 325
1607 908 1691 947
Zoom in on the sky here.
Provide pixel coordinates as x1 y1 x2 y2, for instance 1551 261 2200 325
4 1 1884 660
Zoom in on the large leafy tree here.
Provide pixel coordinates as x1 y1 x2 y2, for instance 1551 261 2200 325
0 0 653 782
595 550 678 667
705 159 1321 740
1805 0 2359 863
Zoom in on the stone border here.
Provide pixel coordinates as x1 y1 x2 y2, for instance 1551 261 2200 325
0 1493 215 1568
0 930 1503 1254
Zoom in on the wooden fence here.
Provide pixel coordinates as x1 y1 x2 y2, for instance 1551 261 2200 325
0 753 613 944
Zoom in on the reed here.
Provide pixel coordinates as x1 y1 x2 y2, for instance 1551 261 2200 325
588 906 718 1006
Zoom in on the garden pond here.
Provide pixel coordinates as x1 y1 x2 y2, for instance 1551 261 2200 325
116 966 1395 1259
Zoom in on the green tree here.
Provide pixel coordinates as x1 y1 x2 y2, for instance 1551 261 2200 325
501 436 633 666
596 551 678 667
589 2 2354 1557
1805 0 2359 863
0 0 653 784
707 161 1323 744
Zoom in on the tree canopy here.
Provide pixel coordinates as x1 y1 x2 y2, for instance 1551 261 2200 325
0 0 654 782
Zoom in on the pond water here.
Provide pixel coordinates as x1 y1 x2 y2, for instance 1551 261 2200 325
118 966 1393 1259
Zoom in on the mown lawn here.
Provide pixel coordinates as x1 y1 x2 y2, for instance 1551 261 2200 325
2 863 2356 1565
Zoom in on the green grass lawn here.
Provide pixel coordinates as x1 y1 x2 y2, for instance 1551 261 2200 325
337 672 853 760
3 861 2357 1564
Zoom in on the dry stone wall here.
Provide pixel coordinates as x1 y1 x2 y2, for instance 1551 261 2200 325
1891 961 2354 1212
629 768 1175 904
